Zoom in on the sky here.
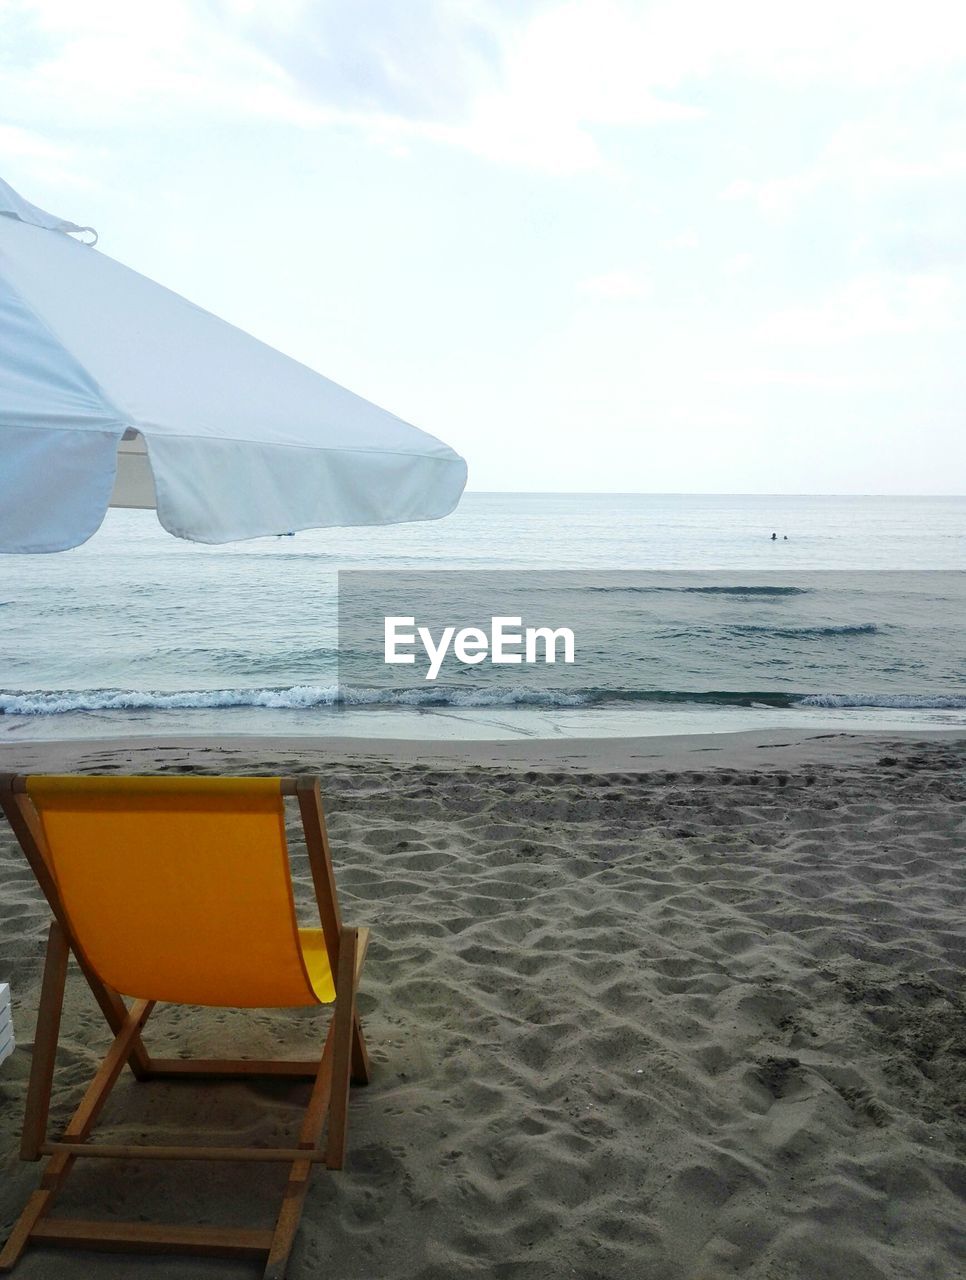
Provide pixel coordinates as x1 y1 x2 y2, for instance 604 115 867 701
1 0 965 494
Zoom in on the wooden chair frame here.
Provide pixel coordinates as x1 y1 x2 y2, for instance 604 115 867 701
0 774 371 1279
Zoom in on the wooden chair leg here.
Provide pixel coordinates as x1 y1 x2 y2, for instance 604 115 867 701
264 1022 336 1280
21 920 69 1161
0 997 154 1272
78 966 152 1081
0 1188 52 1272
325 929 358 1171
62 998 154 1145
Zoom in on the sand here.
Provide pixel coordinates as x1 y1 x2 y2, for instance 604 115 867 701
0 728 964 1279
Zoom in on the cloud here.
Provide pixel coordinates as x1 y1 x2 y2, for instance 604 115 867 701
230 0 966 176
218 0 701 173
883 233 966 270
708 365 861 391
620 0 966 88
0 0 699 174
721 252 753 277
721 173 820 218
0 122 64 159
0 122 98 188
761 272 956 344
216 0 506 123
0 0 312 130
5 0 966 180
721 109 966 218
579 271 651 300
3 0 966 187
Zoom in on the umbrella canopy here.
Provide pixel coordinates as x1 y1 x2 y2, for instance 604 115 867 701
0 177 467 552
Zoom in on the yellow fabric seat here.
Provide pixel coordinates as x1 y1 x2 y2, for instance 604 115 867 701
297 928 335 1004
26 774 335 1006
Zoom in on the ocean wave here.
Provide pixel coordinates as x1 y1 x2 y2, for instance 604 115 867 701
681 585 810 596
0 686 341 716
725 623 879 638
0 685 588 715
586 584 809 596
1 686 963 716
798 693 966 709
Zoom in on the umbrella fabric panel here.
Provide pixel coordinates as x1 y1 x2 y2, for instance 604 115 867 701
0 257 130 552
0 269 126 436
0 217 455 455
146 433 466 542
0 424 123 552
0 212 468 542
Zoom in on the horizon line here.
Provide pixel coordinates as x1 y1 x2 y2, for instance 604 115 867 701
461 490 966 499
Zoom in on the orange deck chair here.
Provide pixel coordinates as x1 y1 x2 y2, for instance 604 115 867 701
0 773 371 1279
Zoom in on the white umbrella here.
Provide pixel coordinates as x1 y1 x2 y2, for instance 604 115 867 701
0 176 467 552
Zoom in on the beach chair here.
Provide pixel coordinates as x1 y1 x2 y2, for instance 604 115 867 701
0 774 371 1279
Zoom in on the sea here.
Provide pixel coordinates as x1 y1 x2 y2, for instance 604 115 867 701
1 493 964 743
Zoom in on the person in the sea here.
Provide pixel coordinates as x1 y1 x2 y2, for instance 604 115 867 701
771 532 777 540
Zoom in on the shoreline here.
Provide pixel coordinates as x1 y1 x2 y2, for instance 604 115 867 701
0 725 964 776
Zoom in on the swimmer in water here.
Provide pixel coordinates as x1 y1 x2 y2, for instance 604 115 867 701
771 532 777 540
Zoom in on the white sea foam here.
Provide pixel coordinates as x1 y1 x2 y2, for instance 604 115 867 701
0 685 590 716
2 686 963 717
0 686 340 716
798 693 966 710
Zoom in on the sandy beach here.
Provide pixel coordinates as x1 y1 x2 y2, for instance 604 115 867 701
1 728 963 1279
